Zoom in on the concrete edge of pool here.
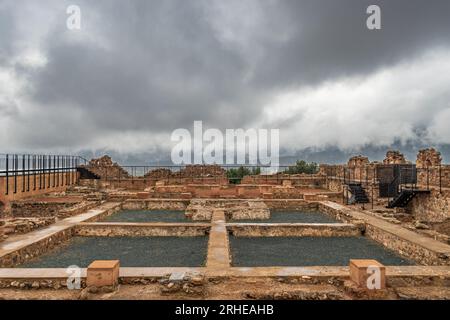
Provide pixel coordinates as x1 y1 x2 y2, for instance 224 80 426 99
0 266 449 283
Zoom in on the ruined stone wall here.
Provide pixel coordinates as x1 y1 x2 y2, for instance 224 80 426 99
122 199 189 211
408 189 450 223
240 174 326 187
227 223 361 237
364 224 450 265
3 218 56 235
265 200 319 211
144 165 226 180
84 155 130 180
383 150 408 164
0 228 75 267
11 201 75 218
417 165 450 188
74 223 210 237
416 148 442 168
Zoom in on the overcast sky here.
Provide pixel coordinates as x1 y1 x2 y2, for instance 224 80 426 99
1 0 450 159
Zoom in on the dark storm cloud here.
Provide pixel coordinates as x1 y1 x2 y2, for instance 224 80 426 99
30 0 258 132
251 0 450 88
1 0 450 153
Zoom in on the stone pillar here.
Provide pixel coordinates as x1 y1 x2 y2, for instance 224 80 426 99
87 260 120 288
347 155 369 181
349 259 386 290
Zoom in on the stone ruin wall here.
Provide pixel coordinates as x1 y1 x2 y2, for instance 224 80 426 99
320 148 450 224
84 155 130 180
320 149 450 190
383 150 408 164
408 189 450 223
415 148 449 188
240 174 326 188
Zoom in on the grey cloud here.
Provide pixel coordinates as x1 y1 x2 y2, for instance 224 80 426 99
1 0 450 155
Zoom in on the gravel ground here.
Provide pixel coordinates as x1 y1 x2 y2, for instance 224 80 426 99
18 236 208 268
230 236 414 267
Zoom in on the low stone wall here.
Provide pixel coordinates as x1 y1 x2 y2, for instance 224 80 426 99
240 175 326 188
122 199 189 211
11 201 76 218
225 201 270 220
10 200 99 220
74 223 210 237
3 217 56 235
227 223 361 237
317 202 357 223
364 224 450 266
0 228 75 267
265 200 319 211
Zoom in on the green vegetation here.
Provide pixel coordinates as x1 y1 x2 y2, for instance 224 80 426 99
227 166 261 184
284 160 319 174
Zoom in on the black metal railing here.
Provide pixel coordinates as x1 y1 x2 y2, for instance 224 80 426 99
0 154 87 195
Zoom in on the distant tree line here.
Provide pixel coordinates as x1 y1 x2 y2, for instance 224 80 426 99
283 160 319 174
227 166 261 184
226 160 318 184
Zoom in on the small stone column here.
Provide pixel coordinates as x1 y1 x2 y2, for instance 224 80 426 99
87 260 120 288
349 259 386 290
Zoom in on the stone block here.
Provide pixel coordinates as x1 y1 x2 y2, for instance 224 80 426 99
349 259 385 290
303 194 318 201
136 192 150 199
87 260 120 287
